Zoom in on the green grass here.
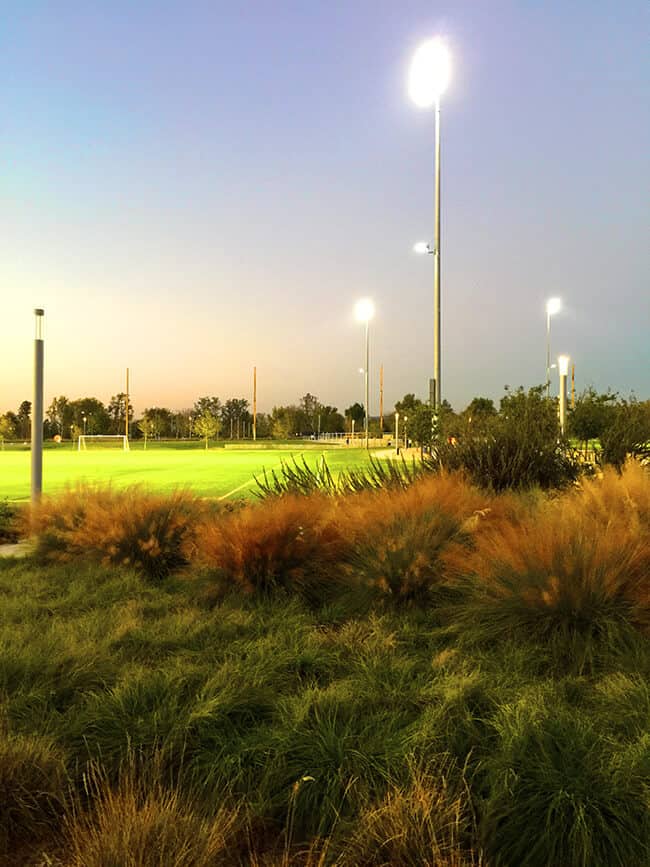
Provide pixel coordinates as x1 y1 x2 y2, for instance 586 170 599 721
0 445 373 502
1 551 648 865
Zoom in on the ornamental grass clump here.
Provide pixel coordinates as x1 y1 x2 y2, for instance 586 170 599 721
196 494 346 598
60 758 240 867
30 486 204 580
0 731 68 857
451 494 649 670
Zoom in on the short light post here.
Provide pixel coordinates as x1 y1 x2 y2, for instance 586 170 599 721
70 424 75 448
31 309 45 504
395 411 400 455
404 415 409 450
558 355 570 435
545 298 561 398
351 418 355 442
354 298 375 449
82 415 87 436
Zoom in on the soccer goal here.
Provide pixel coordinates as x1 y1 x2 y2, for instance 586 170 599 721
78 435 130 451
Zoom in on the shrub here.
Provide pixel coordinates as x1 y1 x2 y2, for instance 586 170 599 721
0 499 20 544
600 400 650 470
196 495 346 598
429 387 581 491
450 497 649 670
29 486 204 580
0 731 68 855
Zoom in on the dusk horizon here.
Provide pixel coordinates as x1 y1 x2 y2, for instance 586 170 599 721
2 1 648 416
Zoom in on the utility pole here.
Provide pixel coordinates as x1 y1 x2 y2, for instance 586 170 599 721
379 364 384 436
125 368 130 441
253 366 257 441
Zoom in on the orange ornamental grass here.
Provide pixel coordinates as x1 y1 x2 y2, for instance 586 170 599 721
29 485 206 581
196 494 347 597
454 479 650 662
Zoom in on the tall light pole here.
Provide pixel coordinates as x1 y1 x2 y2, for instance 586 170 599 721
354 298 375 449
410 37 451 411
31 309 45 505
558 354 570 435
545 298 561 398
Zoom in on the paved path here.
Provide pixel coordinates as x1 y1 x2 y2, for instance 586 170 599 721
0 540 33 558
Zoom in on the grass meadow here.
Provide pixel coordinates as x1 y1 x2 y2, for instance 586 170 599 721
0 444 372 502
0 462 648 865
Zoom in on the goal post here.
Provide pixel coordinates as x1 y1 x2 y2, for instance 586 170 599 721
78 435 130 451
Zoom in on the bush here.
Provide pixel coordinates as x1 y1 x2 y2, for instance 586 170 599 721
0 731 68 855
29 486 204 580
430 387 581 491
0 499 20 544
600 400 650 470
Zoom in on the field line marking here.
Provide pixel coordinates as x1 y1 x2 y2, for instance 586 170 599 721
216 456 294 501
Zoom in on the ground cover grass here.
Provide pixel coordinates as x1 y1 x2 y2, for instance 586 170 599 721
1 463 648 865
0 445 372 502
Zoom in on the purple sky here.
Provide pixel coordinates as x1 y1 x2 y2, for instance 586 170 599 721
1 1 648 415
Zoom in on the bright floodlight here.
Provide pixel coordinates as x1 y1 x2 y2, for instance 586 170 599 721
558 355 570 377
546 297 561 316
413 241 429 254
409 38 451 107
355 298 375 323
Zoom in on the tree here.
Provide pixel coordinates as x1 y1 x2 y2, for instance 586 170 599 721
107 393 134 435
194 411 221 450
137 414 155 449
0 415 15 447
568 388 617 454
599 398 650 470
222 398 250 439
299 393 320 434
17 401 31 439
410 404 435 450
345 402 365 428
193 396 222 419
394 394 422 415
47 396 70 436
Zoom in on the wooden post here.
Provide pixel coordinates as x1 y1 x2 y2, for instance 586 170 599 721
125 368 130 440
571 364 576 409
253 366 257 441
379 364 384 436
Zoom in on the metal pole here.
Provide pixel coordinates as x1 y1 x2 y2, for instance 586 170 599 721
571 364 576 409
364 319 370 448
395 412 400 455
546 313 551 398
31 309 45 504
559 372 567 435
433 96 442 410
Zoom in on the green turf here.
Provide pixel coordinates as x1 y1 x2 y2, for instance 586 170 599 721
0 446 374 502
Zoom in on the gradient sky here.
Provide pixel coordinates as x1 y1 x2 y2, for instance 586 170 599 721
1 0 648 416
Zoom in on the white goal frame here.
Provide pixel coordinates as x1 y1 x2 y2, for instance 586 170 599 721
78 435 130 451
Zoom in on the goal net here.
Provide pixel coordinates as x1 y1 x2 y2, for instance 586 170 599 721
78 435 130 451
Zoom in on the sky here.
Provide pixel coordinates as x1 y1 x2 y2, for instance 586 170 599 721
1 0 648 416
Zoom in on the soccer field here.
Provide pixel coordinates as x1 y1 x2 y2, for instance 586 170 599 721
0 445 375 502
